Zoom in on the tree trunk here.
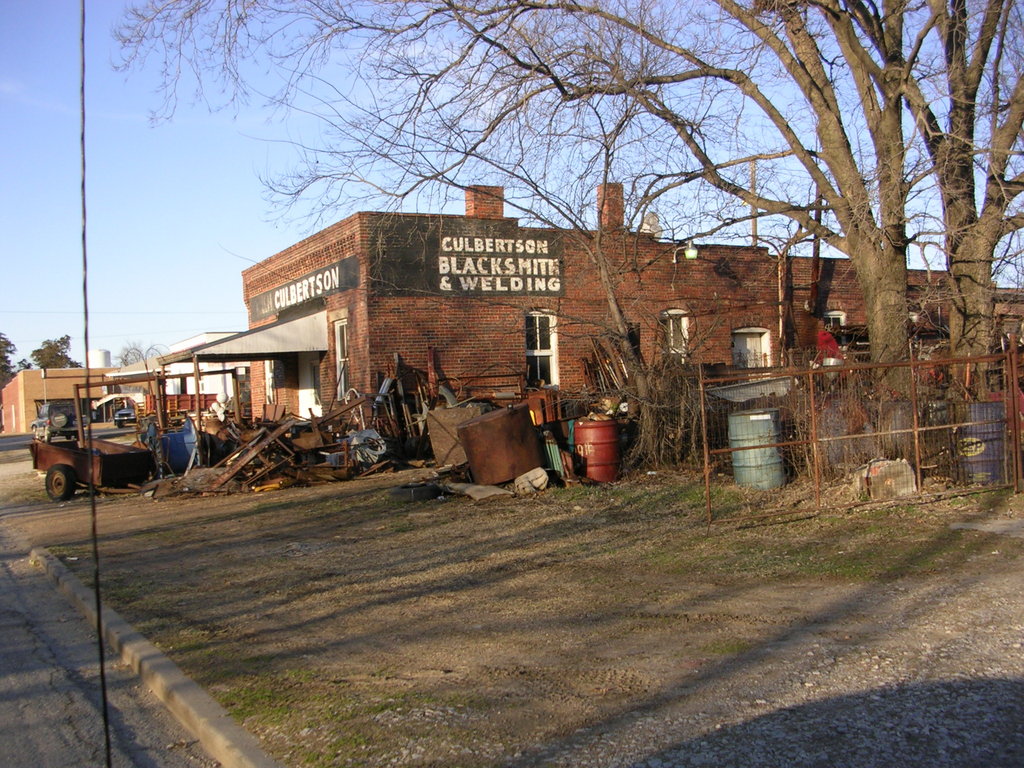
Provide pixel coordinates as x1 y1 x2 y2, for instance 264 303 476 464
848 235 910 365
589 236 652 402
947 233 997 358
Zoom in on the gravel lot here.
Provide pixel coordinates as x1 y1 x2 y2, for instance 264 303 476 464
543 566 1024 768
2 453 1023 768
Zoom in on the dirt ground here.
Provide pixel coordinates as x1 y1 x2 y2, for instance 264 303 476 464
2 456 1024 767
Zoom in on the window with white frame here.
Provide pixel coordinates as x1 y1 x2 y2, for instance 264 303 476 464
334 319 350 399
525 311 558 386
732 327 770 368
823 310 846 331
661 310 689 361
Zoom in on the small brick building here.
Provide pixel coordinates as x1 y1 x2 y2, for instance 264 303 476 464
182 184 946 419
2 367 115 433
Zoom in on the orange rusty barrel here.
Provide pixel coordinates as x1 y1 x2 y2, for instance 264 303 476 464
573 418 621 482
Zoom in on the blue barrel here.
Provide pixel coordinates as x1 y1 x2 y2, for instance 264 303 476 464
160 418 198 474
958 401 1006 485
728 408 785 490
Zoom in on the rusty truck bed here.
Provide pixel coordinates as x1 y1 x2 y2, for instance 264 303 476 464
30 438 154 490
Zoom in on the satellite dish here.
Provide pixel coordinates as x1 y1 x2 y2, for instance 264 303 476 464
640 211 663 238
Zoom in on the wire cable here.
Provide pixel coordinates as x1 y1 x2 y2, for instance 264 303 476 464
79 2 114 765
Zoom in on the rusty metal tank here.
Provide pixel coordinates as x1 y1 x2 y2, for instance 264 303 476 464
456 402 543 485
573 417 621 482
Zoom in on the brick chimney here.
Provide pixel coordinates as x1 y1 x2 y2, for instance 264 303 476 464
465 186 505 218
598 183 624 230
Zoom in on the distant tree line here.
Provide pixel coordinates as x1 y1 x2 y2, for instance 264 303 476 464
0 333 83 391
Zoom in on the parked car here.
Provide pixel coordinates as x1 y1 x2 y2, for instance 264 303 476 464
31 401 83 442
113 406 138 429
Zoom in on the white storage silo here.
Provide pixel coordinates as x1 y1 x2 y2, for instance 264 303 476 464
87 349 112 368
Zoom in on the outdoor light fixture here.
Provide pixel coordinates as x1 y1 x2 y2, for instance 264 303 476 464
672 242 699 263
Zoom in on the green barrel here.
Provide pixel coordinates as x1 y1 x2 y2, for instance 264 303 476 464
728 408 785 490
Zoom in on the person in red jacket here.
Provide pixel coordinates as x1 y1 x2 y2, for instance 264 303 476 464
815 328 842 364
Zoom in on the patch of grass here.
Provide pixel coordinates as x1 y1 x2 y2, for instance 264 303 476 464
220 678 296 723
95 576 158 604
215 674 495 768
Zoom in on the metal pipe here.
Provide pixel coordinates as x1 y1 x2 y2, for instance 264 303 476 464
908 342 923 493
1007 336 1021 493
699 371 712 527
807 367 821 509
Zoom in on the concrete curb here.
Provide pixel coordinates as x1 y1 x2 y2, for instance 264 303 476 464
31 546 284 768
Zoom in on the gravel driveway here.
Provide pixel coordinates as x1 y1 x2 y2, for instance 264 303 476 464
539 565 1024 768
2 461 1022 768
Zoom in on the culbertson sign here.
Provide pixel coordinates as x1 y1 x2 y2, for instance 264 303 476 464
374 218 564 297
248 257 359 323
438 236 560 293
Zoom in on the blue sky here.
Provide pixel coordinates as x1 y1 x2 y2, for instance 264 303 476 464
0 0 314 367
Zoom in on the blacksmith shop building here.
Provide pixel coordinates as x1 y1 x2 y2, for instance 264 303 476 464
175 184 942 419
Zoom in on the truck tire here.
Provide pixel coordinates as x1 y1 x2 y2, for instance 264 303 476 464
388 482 442 502
45 464 77 501
50 412 69 429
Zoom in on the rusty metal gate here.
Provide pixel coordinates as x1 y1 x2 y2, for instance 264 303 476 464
698 345 1023 524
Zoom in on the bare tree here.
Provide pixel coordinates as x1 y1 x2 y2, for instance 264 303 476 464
904 0 1024 355
115 342 162 368
117 0 1024 362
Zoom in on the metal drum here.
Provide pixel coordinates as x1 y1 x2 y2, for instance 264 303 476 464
958 401 1006 485
573 418 621 482
728 408 785 490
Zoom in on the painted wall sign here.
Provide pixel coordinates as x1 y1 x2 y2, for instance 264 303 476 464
371 217 564 297
248 257 359 323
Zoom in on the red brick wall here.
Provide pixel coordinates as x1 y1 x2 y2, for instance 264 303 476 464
243 216 370 413
240 197 943 414
465 186 506 219
365 231 793 384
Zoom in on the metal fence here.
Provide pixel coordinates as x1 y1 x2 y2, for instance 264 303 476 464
697 345 1023 523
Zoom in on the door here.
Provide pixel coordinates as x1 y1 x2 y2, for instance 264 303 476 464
732 327 769 368
297 352 323 418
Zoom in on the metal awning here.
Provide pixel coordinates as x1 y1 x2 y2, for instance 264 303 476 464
159 311 329 364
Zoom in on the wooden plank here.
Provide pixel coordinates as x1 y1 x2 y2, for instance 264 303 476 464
210 419 297 489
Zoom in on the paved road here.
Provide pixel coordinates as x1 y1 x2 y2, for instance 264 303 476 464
0 522 216 768
0 425 133 463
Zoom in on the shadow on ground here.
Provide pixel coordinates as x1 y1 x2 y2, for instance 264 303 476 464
610 678 1024 768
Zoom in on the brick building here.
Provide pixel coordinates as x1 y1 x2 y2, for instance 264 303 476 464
2 367 115 433
178 184 949 419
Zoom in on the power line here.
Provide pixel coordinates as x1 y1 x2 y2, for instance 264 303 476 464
0 309 244 315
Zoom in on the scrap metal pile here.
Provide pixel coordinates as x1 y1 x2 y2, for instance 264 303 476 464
139 355 618 499
143 395 403 498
